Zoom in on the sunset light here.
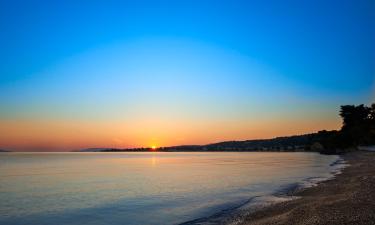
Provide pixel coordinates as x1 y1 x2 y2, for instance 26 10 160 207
0 1 374 225
1 1 373 152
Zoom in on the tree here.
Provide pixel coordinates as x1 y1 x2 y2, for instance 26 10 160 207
368 104 375 144
339 104 374 146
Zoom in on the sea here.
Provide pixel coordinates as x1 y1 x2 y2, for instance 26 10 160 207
0 152 345 225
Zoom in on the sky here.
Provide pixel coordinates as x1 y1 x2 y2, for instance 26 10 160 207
0 0 374 151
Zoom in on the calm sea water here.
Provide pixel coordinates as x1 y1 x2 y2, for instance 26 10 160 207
0 152 342 225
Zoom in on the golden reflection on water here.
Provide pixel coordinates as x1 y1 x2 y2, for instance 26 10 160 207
151 155 157 166
0 152 339 223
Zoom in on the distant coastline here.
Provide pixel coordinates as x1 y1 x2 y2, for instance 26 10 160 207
78 103 375 155
75 132 340 154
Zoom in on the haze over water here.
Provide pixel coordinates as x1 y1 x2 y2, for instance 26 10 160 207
0 152 341 225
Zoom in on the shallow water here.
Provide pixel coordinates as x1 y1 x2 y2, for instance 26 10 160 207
0 152 341 225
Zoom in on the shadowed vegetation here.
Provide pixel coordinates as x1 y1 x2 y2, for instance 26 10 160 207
317 103 375 154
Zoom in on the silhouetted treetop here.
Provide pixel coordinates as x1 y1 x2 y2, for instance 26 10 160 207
339 103 375 147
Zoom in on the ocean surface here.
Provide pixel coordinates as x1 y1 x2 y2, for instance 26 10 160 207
0 152 344 225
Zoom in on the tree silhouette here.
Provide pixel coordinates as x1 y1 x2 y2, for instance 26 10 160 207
339 104 375 147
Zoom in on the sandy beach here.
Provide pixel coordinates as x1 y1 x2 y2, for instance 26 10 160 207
238 151 375 225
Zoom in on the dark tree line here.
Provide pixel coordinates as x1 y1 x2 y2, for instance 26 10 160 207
316 103 375 154
340 104 375 146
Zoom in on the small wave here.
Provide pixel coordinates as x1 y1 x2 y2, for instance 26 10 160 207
178 155 348 225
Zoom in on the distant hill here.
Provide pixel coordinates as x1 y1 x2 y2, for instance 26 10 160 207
76 148 114 152
0 149 10 152
204 134 314 151
71 103 375 154
78 131 336 153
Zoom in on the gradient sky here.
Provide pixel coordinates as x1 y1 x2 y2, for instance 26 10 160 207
1 0 374 151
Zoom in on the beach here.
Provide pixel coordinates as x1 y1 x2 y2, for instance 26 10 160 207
238 151 375 225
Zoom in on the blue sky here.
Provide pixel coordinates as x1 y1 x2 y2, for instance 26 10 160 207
0 0 374 150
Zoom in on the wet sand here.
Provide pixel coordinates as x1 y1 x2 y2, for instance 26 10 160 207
238 151 375 225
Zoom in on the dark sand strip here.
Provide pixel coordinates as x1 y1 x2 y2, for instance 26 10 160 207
238 151 375 225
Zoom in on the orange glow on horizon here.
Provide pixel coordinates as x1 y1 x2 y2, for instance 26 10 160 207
0 114 341 152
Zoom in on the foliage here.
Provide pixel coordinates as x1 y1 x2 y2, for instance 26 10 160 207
316 103 375 154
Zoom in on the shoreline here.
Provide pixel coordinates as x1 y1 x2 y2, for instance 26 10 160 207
234 151 375 225
179 154 345 225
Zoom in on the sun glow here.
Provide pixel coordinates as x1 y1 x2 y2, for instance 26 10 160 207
151 145 157 150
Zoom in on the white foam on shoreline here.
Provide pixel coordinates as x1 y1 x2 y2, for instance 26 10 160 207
299 157 348 189
227 156 349 225
182 155 349 225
